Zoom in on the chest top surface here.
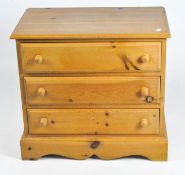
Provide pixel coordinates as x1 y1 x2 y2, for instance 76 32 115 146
10 7 170 39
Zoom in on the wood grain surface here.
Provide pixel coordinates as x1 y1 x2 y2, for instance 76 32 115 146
28 108 159 135
11 7 170 160
21 42 161 73
10 7 170 39
24 76 160 106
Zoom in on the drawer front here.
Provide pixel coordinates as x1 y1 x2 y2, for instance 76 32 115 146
28 109 159 135
25 77 160 106
21 42 161 73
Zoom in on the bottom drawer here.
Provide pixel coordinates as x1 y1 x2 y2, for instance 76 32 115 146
28 109 159 135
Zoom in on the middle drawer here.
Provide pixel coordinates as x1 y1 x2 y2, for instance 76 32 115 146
24 77 160 106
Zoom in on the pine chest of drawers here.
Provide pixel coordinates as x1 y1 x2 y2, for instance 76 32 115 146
11 7 170 160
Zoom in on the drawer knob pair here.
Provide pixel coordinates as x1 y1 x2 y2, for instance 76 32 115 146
33 54 149 65
34 55 43 64
140 54 150 63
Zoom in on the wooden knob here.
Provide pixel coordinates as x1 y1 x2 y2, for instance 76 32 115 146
140 118 149 128
34 55 43 64
140 54 149 63
40 118 48 127
140 87 149 96
37 88 46 97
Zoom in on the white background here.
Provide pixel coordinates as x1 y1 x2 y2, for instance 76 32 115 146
0 0 185 174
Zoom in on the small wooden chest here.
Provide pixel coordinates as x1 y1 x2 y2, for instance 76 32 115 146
10 7 170 160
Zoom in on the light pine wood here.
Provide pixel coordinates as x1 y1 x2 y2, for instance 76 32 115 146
159 39 167 136
10 7 170 161
34 55 43 64
21 42 161 73
21 134 167 160
37 87 46 97
28 109 159 135
10 7 170 39
140 87 149 96
24 77 160 106
16 41 29 134
140 54 150 63
139 118 149 128
40 117 48 127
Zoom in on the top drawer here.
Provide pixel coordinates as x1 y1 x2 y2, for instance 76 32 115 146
21 42 161 73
